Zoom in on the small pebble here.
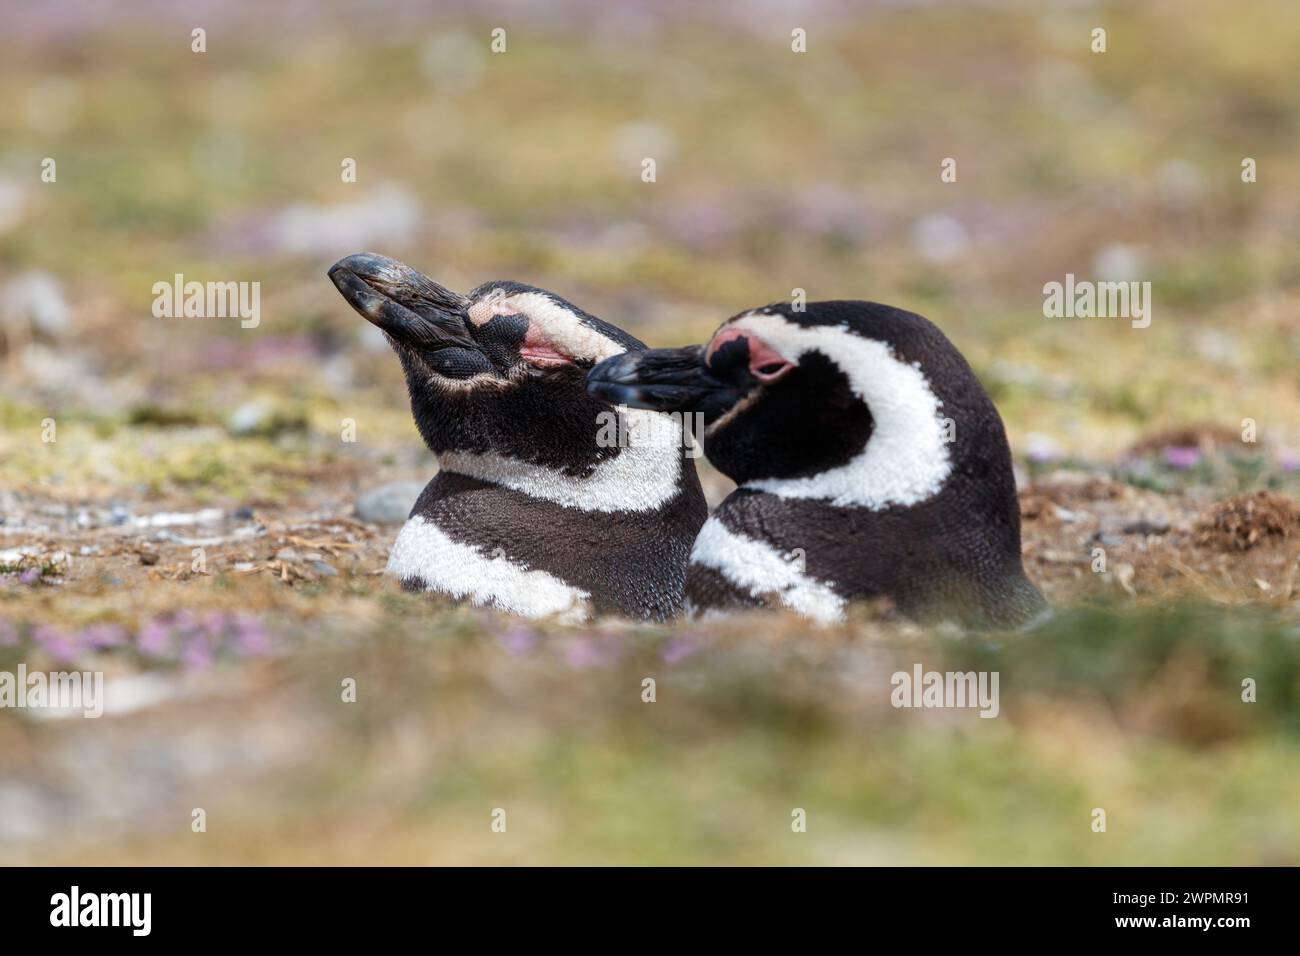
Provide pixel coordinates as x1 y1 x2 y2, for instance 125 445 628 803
226 401 271 436
355 481 424 523
1122 519 1170 536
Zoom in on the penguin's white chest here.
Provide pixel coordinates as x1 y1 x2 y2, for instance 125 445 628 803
688 516 846 624
386 515 591 623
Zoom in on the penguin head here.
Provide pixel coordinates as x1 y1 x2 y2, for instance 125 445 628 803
588 301 995 505
329 252 646 469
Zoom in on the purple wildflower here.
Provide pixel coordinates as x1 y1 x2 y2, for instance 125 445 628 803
231 614 270 657
32 624 79 663
18 568 40 586
565 638 601 669
566 634 624 669
564 628 627 669
498 624 536 655
201 611 228 639
182 634 214 670
136 618 175 657
1162 446 1201 470
661 633 703 665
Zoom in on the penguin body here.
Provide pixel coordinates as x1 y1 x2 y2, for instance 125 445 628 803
587 301 1046 629
330 253 706 622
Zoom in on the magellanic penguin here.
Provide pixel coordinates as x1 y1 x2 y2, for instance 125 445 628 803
586 301 1048 629
328 253 707 623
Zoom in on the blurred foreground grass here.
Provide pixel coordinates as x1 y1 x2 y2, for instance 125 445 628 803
4 601 1297 865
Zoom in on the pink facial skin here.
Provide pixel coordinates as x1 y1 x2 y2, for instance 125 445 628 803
705 326 795 383
519 324 573 367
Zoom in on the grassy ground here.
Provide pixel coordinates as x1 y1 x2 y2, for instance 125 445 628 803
1 0 1298 864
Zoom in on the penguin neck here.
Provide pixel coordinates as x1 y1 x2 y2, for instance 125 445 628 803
434 407 690 514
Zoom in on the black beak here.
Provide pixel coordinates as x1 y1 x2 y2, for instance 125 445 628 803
328 253 478 352
586 345 741 422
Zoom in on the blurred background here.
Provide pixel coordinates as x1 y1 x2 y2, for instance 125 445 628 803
1 0 1298 865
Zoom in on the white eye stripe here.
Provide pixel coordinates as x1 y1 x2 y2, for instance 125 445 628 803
468 290 625 363
729 313 953 510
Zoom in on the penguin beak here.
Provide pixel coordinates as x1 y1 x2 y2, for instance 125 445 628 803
586 346 742 422
328 253 478 352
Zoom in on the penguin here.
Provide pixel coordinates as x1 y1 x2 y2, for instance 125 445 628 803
586 300 1047 629
328 253 707 623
